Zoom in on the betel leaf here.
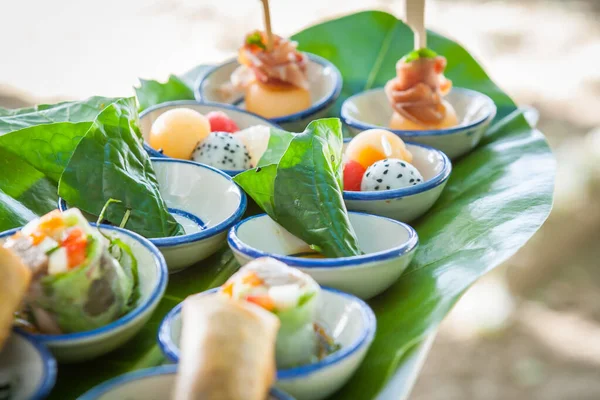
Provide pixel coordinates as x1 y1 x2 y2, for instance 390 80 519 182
0 97 116 181
58 97 184 238
234 118 361 258
0 96 116 135
0 147 58 225
135 75 195 112
46 11 554 400
0 96 182 238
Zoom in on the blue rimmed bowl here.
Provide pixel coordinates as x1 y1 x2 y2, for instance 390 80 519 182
195 54 343 132
227 212 418 299
59 158 247 272
0 224 168 363
341 87 497 159
139 100 280 176
343 140 452 222
77 365 294 400
158 287 376 400
0 330 56 400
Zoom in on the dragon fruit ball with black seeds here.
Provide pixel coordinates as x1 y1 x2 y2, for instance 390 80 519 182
192 132 252 170
361 158 424 191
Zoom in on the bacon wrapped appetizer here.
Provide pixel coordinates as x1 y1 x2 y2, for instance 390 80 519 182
385 48 458 130
227 31 311 119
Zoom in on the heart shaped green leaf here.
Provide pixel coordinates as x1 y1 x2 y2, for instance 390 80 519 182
235 118 361 258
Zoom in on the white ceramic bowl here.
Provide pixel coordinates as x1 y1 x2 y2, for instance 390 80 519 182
0 330 56 400
343 140 451 222
60 158 247 272
139 100 280 176
157 287 376 400
227 212 418 299
0 224 168 363
196 54 343 132
341 87 497 159
77 365 294 400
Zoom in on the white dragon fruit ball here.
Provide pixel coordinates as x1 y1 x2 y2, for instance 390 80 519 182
361 158 424 191
191 132 252 170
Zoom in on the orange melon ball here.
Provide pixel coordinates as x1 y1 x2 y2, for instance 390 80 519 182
345 129 413 169
149 108 211 159
245 81 311 119
390 101 458 131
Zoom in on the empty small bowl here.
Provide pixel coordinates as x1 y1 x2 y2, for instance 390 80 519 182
341 87 497 159
158 287 376 400
343 140 451 222
196 54 342 132
139 100 280 176
77 365 294 400
0 224 168 363
60 158 247 272
227 212 418 299
0 330 56 400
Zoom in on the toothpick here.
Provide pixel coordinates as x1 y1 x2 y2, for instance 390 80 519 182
260 0 274 51
405 0 427 49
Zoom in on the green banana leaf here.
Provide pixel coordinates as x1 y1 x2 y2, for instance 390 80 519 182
48 10 554 400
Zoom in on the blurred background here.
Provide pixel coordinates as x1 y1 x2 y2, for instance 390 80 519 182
2 0 599 398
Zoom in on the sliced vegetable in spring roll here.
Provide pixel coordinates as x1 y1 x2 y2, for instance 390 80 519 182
173 294 279 400
2 208 138 334
0 247 31 349
221 257 320 368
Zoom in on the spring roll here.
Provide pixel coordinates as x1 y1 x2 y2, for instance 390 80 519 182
2 208 136 334
0 247 31 349
173 294 279 400
221 257 320 368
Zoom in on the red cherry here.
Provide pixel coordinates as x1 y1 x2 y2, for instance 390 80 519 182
206 111 239 133
343 161 366 191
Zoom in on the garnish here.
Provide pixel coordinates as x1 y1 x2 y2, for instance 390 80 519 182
246 31 267 50
401 47 438 63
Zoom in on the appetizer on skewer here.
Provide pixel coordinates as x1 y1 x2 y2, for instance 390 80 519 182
174 294 279 400
385 48 458 130
1 209 138 335
230 31 311 119
220 257 339 368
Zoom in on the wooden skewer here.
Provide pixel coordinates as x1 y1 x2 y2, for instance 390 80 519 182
260 0 274 51
405 0 427 49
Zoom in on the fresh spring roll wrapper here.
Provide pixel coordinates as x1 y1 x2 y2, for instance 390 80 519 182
222 257 320 368
0 247 31 349
5 209 136 334
32 241 134 333
173 294 279 400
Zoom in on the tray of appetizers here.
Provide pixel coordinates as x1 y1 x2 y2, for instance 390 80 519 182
0 3 554 400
